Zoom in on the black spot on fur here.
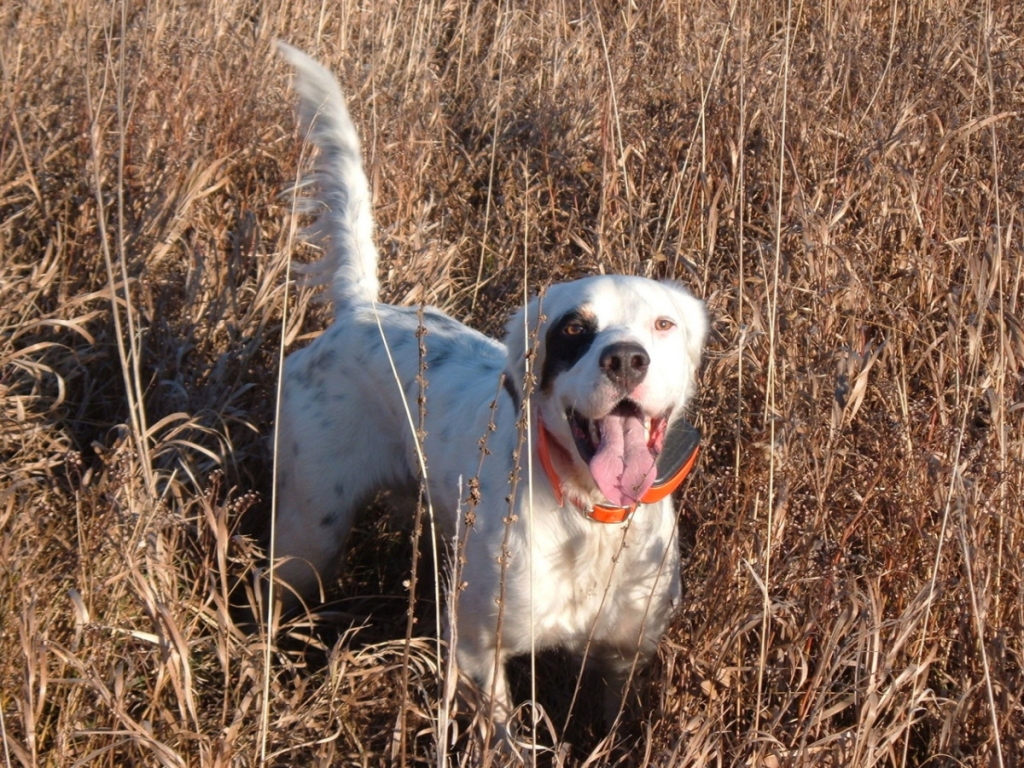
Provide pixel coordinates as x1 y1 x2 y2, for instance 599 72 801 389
427 342 453 369
310 348 337 371
540 308 598 391
502 373 521 411
320 513 337 528
392 334 413 353
290 362 313 389
333 481 345 498
293 441 301 456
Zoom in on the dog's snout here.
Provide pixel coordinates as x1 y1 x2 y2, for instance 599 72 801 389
599 341 650 390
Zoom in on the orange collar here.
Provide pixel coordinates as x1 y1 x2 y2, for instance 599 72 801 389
537 416 700 524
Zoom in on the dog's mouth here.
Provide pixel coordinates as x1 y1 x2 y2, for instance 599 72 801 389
566 401 668 507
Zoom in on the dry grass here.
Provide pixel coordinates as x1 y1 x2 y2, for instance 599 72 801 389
3 0 1024 765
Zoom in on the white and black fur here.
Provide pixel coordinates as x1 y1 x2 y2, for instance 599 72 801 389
272 44 707 733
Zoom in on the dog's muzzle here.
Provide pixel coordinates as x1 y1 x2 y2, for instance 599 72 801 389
539 415 700 523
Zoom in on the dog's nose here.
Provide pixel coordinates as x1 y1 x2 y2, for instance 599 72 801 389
599 341 650 390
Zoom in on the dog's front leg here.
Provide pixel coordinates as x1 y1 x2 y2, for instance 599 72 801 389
455 641 513 741
596 648 652 726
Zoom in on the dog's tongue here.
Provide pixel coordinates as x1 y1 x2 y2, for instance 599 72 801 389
589 412 657 507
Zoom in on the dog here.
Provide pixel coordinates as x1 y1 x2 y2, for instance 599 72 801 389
271 44 707 735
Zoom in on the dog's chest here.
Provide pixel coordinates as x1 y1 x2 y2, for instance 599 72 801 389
506 510 679 652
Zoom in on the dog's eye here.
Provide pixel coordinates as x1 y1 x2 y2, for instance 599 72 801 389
563 321 586 336
655 317 676 331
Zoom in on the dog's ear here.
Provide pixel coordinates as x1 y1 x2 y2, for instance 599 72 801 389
503 296 543 401
669 284 708 389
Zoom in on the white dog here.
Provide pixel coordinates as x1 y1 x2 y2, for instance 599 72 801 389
272 44 707 733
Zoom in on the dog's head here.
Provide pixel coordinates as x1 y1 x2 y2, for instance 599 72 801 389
504 276 706 509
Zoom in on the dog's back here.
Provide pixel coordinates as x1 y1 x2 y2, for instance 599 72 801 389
271 46 515 605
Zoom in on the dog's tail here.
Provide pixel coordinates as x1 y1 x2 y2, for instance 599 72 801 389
279 43 380 307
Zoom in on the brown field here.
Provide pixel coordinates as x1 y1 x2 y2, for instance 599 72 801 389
2 0 1023 765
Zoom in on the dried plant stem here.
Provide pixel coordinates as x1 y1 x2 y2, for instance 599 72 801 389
755 0 794 739
84 0 154 497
